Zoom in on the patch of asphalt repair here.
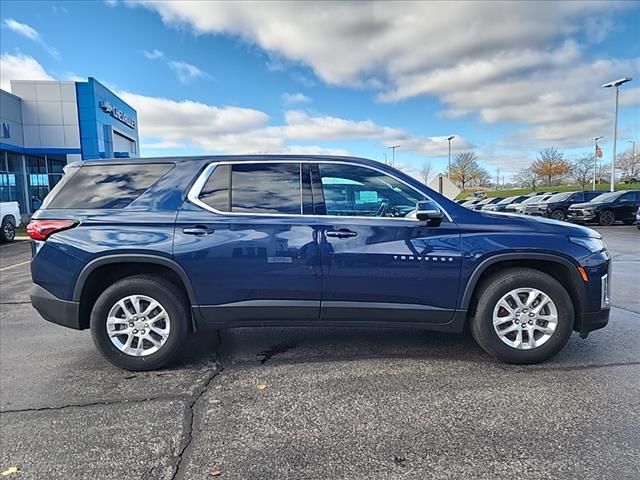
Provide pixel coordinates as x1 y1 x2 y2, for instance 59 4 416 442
257 343 298 364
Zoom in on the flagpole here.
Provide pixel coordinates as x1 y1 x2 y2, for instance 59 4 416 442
592 136 603 190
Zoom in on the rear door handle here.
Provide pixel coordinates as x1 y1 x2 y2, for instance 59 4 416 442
182 225 215 235
326 229 358 239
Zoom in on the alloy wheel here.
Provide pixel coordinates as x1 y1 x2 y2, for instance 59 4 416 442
599 211 615 226
106 295 171 357
492 288 558 350
2 222 15 241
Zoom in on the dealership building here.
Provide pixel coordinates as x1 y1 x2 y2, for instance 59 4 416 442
0 77 139 214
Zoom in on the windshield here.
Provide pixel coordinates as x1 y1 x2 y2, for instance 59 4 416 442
545 192 572 202
521 196 544 204
497 196 516 204
591 191 622 203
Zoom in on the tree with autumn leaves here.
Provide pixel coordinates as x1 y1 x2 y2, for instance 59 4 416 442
532 148 572 186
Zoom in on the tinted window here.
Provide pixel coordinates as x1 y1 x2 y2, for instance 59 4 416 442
43 163 173 209
570 192 584 202
591 191 623 203
546 192 572 202
199 163 302 215
199 164 230 211
317 163 426 217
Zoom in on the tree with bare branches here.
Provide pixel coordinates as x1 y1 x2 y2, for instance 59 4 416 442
616 149 640 182
570 155 592 189
418 160 433 185
515 166 542 191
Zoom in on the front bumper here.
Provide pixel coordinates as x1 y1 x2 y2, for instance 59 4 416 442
30 283 82 330
579 308 610 334
567 210 597 223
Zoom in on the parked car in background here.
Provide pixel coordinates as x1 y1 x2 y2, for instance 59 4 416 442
28 155 611 370
538 190 602 221
0 201 21 242
455 198 471 204
461 198 482 208
482 195 529 212
512 194 555 214
470 197 504 210
567 190 640 226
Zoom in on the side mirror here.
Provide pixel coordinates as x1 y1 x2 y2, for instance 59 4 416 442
416 200 444 226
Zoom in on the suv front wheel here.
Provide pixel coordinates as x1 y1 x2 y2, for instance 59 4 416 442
91 275 189 370
471 268 574 364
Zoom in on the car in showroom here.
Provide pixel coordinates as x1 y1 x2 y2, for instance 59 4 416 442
537 190 602 221
567 190 640 226
481 195 529 213
28 155 611 370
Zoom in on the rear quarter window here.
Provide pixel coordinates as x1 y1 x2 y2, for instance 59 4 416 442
42 163 174 209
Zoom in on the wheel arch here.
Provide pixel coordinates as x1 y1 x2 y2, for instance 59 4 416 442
73 255 198 331
462 253 585 327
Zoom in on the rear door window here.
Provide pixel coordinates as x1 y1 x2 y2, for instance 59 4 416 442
43 163 174 209
198 162 302 215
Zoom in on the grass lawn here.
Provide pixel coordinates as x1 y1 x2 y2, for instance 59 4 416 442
456 182 640 200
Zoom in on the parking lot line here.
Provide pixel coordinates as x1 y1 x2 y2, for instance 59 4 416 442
0 260 31 272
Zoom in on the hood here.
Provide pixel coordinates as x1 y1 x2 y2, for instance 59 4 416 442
570 201 599 209
474 210 600 238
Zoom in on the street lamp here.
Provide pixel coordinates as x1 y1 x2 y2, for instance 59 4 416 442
629 139 636 161
387 145 400 167
592 136 603 190
602 76 632 191
447 135 455 179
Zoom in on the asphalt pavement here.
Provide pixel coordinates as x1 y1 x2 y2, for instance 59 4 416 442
1 227 638 479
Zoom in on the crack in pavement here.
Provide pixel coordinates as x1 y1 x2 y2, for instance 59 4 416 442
0 395 180 414
171 334 225 480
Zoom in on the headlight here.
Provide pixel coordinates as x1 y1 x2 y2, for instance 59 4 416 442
569 236 606 253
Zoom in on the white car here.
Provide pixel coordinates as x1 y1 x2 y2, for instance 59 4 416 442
0 201 21 242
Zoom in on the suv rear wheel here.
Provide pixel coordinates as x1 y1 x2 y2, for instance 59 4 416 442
470 268 574 364
91 275 189 370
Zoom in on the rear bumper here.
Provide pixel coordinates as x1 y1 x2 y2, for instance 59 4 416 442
30 283 82 330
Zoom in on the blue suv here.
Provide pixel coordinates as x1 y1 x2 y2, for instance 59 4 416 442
28 156 611 370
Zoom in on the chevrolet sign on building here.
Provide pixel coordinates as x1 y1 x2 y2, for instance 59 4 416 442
0 77 139 213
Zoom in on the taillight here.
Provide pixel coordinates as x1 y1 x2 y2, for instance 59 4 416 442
27 219 78 241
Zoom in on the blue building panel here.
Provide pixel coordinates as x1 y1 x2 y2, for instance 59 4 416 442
75 78 139 160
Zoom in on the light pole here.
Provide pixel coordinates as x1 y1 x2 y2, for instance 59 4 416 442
629 139 636 161
447 135 455 179
602 77 632 191
592 136 603 190
387 145 400 167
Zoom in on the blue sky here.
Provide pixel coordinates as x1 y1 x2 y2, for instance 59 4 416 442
1 1 639 180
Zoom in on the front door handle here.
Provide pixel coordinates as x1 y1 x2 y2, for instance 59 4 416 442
326 229 358 239
182 225 215 235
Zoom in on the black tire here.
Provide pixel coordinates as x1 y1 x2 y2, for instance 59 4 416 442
91 275 189 370
470 268 574 364
598 210 615 226
0 216 16 242
550 209 565 221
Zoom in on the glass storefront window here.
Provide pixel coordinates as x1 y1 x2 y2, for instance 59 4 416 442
47 154 66 173
0 150 26 208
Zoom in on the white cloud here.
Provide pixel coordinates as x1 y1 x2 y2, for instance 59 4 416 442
0 53 54 91
3 19 59 58
281 92 312 105
126 1 639 151
167 60 208 83
0 52 469 162
142 49 164 59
